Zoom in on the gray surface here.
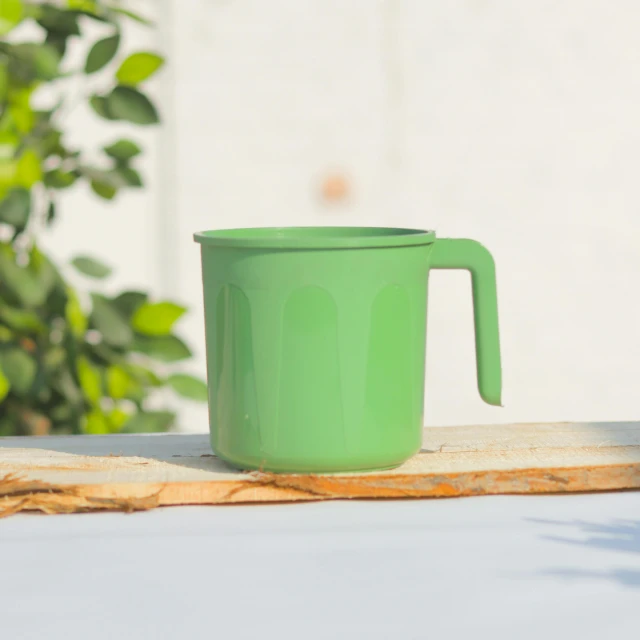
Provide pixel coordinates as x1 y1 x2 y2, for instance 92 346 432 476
1 494 639 639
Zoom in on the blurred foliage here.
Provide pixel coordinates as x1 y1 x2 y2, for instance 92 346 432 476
0 0 207 436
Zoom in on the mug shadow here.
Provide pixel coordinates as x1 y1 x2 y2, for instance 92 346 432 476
527 517 640 589
0 433 240 475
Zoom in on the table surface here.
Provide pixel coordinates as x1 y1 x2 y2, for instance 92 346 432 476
1 491 639 639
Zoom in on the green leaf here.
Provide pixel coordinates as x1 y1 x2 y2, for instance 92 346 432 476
8 103 34 134
126 363 162 387
0 0 23 36
0 347 36 395
80 165 126 187
36 44 61 79
87 341 122 366
132 301 186 336
85 34 120 74
46 201 56 225
46 283 68 317
43 346 66 371
123 410 175 434
112 290 147 318
0 365 10 403
90 179 117 199
36 385 51 404
9 43 63 81
0 168 18 201
132 334 192 363
0 188 30 229
120 373 143 402
108 7 152 26
106 365 129 399
39 127 64 158
71 255 112 279
49 401 73 422
52 368 83 406
77 356 101 404
0 63 8 100
107 407 129 432
103 138 141 161
73 10 109 26
8 84 33 109
18 4 40 19
65 288 87 337
168 373 208 402
90 293 132 346
44 168 77 189
115 52 164 85
45 32 67 58
0 131 18 160
16 149 42 187
0 417 16 436
7 47 37 85
29 245 58 299
106 86 159 125
82 408 110 434
0 325 13 342
0 243 51 307
0 305 45 333
37 5 80 35
115 166 142 187
89 95 116 120
67 0 97 12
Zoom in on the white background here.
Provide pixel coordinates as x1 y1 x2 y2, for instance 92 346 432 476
47 0 640 432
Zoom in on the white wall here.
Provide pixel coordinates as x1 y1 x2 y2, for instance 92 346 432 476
55 0 640 431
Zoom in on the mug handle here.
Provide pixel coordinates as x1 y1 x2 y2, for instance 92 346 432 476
429 238 503 406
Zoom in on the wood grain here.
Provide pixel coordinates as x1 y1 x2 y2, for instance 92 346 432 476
1 421 639 516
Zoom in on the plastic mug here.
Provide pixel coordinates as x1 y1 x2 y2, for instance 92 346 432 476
194 227 501 473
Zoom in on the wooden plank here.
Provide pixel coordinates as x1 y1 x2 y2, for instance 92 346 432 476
1 421 640 517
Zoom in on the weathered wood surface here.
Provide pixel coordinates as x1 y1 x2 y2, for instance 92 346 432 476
1 421 639 516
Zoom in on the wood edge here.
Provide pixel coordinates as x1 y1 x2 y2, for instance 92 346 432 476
3 462 639 517
69 461 640 505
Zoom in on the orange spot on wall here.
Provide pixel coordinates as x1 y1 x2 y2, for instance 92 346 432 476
320 173 350 203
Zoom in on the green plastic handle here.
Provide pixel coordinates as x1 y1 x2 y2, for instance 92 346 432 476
429 238 502 406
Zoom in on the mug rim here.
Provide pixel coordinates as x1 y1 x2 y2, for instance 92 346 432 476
193 226 436 249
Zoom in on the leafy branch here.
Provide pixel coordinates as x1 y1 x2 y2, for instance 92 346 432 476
0 0 206 436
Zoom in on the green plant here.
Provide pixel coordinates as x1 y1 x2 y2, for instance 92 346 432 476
0 1 206 436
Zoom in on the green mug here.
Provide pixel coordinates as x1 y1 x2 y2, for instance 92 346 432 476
194 227 501 473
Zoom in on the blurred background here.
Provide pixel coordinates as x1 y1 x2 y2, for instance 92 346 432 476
2 0 640 434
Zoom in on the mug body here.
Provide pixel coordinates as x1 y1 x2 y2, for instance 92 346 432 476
195 227 435 472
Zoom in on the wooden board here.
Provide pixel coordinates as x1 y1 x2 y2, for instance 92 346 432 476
1 421 640 517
